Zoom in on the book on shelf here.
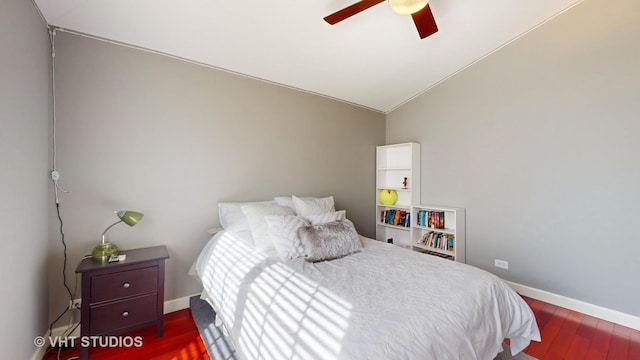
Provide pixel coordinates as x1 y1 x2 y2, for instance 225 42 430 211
379 209 410 227
416 210 446 229
394 210 402 224
416 231 455 251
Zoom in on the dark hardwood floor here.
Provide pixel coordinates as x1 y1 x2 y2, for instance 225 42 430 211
42 309 210 360
43 296 639 360
521 296 640 360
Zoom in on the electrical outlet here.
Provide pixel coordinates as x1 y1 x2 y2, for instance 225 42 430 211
69 298 81 310
495 259 509 269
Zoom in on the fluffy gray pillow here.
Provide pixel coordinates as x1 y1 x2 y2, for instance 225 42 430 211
297 219 362 262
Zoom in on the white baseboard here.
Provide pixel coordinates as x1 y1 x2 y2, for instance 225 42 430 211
506 281 640 331
30 294 199 360
31 337 50 360
164 293 198 314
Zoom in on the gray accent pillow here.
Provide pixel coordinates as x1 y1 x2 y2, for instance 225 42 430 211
297 219 362 262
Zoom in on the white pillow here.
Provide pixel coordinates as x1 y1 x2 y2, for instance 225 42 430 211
274 196 315 213
306 210 346 225
218 200 276 233
264 215 310 260
292 195 335 217
241 204 294 252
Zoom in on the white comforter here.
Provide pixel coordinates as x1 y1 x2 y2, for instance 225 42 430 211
195 230 540 360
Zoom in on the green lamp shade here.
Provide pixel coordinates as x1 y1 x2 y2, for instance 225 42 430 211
379 189 398 205
117 211 144 226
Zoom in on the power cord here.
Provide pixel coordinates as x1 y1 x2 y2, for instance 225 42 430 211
47 202 74 337
57 202 74 300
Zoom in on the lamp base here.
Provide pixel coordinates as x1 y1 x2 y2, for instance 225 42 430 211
92 243 119 260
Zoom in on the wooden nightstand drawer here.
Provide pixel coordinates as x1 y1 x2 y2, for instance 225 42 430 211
91 266 158 303
89 293 158 335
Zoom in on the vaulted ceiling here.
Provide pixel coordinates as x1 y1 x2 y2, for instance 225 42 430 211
34 0 584 113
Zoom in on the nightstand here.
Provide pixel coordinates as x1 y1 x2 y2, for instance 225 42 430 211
75 245 169 360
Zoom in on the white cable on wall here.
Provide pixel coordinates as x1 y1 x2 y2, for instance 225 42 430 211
49 27 68 203
50 27 56 170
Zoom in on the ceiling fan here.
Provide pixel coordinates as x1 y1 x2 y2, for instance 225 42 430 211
324 0 438 39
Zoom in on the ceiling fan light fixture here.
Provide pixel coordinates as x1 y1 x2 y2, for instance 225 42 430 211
388 0 429 15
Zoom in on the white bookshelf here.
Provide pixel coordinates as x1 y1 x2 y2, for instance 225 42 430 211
411 204 465 263
375 143 420 249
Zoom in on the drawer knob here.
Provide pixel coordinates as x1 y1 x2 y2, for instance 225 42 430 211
122 311 129 317
123 282 131 289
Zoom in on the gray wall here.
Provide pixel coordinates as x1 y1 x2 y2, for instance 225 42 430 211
387 0 640 316
50 32 385 322
0 0 51 357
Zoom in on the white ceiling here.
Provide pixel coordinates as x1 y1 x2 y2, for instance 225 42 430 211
34 0 584 113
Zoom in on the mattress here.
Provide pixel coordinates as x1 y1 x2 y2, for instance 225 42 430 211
195 230 540 360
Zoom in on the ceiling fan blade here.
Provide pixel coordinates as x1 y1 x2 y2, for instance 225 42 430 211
324 0 385 25
411 4 438 39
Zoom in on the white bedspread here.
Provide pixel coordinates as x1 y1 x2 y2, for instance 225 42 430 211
195 230 540 360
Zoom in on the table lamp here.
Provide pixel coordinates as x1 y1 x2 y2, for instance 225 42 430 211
92 210 144 260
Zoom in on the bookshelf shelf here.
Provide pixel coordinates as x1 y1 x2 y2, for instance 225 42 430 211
375 143 420 248
413 225 456 235
378 203 410 210
379 188 411 192
377 167 412 171
413 243 455 257
378 223 411 230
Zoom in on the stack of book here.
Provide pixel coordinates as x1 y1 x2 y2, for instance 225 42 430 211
380 209 410 227
416 210 446 229
417 231 454 252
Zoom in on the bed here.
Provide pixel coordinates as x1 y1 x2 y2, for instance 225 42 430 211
194 196 540 360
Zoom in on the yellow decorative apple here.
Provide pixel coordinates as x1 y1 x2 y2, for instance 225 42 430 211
379 189 398 205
